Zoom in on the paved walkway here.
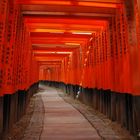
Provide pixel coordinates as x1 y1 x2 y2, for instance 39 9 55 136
23 85 101 140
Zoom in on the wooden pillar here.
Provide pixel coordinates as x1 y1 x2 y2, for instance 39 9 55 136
0 97 3 138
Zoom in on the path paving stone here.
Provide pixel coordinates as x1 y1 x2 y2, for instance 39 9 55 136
22 85 134 140
40 86 101 140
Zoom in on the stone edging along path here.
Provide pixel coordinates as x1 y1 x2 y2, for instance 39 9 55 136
22 93 45 140
57 89 134 140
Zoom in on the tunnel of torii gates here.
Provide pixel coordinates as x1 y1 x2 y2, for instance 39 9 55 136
0 0 140 139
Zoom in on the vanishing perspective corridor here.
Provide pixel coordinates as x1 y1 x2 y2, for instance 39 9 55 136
0 0 140 140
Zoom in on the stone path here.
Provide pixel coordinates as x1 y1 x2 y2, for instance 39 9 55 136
22 85 101 140
22 85 134 140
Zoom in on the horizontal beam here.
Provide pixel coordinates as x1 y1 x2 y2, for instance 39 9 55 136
33 47 78 51
25 17 107 25
22 5 117 16
30 32 92 38
35 57 65 61
18 0 123 6
22 12 114 18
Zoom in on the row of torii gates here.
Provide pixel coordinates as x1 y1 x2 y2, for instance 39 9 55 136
0 0 140 139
